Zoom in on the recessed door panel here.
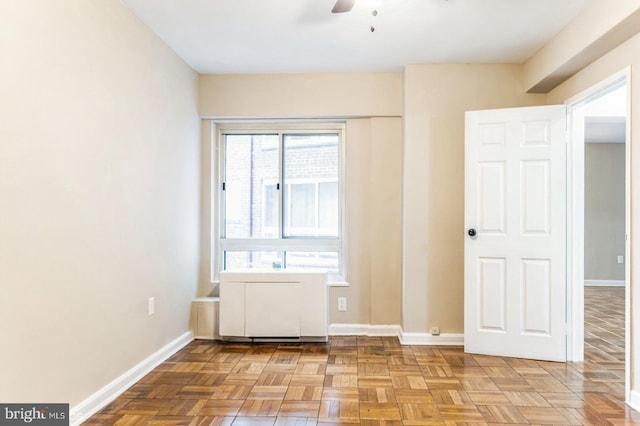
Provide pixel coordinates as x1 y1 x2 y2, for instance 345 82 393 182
479 162 506 234
478 258 506 332
479 122 506 147
522 121 550 146
521 160 550 235
521 259 551 335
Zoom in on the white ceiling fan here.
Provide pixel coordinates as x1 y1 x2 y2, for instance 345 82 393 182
332 0 448 14
332 0 356 13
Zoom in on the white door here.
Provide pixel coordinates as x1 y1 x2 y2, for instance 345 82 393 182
464 105 567 362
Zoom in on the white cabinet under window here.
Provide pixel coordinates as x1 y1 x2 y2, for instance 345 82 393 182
219 270 328 342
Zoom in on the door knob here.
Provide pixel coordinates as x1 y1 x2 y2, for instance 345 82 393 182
468 228 477 237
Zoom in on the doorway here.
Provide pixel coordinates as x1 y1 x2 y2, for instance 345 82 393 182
462 73 629 367
567 71 630 402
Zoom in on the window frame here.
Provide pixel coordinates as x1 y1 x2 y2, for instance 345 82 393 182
214 122 347 282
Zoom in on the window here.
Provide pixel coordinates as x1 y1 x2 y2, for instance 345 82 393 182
217 125 345 280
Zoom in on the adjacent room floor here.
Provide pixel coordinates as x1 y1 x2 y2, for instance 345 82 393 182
584 286 625 369
86 286 632 425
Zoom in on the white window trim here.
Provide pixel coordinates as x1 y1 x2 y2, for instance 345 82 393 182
213 122 347 284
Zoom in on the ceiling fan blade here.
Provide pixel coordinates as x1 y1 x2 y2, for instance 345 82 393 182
332 0 355 13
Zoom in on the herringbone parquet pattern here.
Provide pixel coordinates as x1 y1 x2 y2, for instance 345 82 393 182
85 287 635 425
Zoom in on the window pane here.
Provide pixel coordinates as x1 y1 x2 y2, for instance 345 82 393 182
318 181 339 232
224 251 280 270
289 183 315 232
262 184 278 238
285 251 339 274
283 134 339 238
224 134 279 238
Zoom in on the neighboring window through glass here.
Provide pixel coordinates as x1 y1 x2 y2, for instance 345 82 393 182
219 127 344 280
319 181 339 231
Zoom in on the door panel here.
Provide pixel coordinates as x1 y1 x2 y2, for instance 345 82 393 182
465 105 566 362
478 257 506 331
521 160 550 234
479 162 506 234
521 259 551 334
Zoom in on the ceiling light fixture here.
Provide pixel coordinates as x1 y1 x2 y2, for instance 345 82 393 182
331 0 382 33
371 9 378 32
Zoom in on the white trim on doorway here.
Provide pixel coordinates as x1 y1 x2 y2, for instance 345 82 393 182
565 66 631 405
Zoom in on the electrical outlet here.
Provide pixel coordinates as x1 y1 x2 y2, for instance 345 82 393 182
148 297 155 316
618 255 624 264
337 297 347 312
430 326 440 336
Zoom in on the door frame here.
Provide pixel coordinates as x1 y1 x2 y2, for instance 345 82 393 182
565 67 631 401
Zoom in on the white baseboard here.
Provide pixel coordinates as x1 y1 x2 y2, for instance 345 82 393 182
329 324 464 346
585 280 625 287
367 325 403 337
400 331 464 346
329 323 402 337
627 390 640 412
70 331 193 426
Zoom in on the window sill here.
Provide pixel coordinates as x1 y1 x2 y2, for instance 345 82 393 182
211 279 349 287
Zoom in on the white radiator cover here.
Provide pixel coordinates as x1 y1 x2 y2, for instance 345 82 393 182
219 270 328 342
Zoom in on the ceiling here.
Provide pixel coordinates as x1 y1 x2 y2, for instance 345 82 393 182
585 83 627 144
122 0 592 74
585 117 626 143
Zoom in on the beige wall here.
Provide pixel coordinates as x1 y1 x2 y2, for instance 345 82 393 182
585 143 626 281
369 118 403 325
198 73 403 326
524 0 640 92
402 64 546 334
199 73 403 118
0 0 200 406
547 31 640 391
330 117 403 325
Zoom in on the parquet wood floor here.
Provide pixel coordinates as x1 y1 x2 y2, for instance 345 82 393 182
86 287 635 425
